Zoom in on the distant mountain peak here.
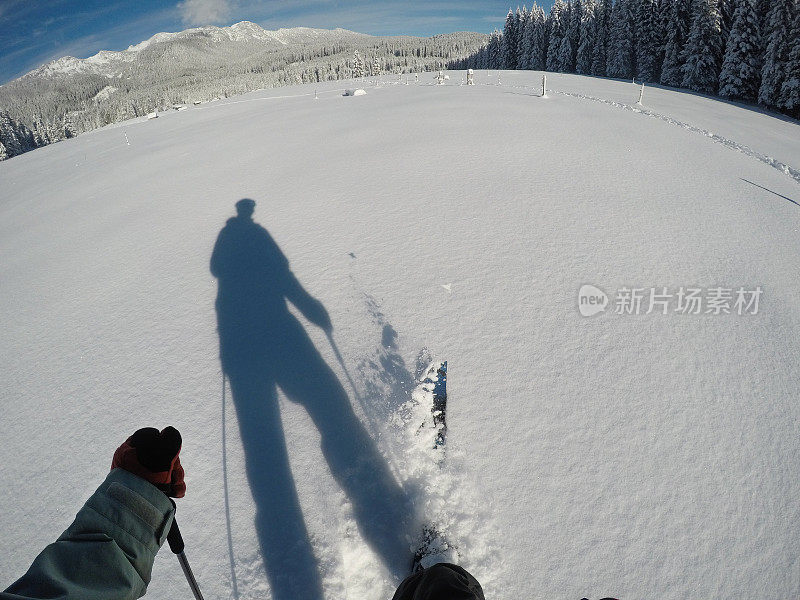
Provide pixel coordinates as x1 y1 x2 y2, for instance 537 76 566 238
24 22 367 80
229 20 262 31
0 25 488 160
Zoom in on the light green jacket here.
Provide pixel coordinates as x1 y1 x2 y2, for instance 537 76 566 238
2 468 175 600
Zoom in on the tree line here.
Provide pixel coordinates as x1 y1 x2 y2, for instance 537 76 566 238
0 30 487 161
450 0 800 117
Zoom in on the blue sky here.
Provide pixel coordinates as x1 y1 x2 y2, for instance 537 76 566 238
0 0 538 84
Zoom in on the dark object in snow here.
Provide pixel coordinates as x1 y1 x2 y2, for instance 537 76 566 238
431 361 447 449
411 524 457 574
409 361 459 576
418 361 447 451
391 562 485 600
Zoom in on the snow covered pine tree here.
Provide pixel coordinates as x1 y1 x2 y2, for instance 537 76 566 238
681 0 725 94
718 0 762 101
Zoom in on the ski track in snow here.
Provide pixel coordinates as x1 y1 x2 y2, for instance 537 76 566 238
193 88 350 109
349 289 497 594
495 81 800 186
111 74 800 189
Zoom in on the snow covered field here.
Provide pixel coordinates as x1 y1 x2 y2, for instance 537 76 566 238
1 70 799 600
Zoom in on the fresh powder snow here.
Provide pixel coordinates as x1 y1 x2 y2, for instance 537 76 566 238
1 71 799 600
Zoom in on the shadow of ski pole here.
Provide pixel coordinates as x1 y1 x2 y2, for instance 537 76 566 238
222 373 240 600
741 178 799 207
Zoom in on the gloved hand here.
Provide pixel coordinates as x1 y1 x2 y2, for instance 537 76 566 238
111 426 185 498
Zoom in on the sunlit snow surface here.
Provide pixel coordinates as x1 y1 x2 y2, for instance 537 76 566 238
1 71 799 600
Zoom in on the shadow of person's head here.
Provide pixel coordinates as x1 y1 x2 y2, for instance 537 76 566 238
236 198 256 220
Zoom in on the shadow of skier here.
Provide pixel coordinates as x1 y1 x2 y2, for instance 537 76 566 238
211 199 412 600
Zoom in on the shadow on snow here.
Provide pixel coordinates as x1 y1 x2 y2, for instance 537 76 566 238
211 199 412 600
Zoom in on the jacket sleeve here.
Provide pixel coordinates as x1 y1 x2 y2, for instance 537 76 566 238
2 468 175 600
283 269 331 330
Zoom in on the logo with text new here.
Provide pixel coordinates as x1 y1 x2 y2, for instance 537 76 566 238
578 285 608 317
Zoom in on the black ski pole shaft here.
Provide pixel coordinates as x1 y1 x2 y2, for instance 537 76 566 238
167 518 206 600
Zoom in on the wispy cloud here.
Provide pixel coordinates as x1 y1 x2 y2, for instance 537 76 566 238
177 0 232 26
248 0 500 36
0 0 30 22
0 5 179 83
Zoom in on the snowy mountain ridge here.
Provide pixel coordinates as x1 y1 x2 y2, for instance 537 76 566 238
0 22 486 160
24 22 368 79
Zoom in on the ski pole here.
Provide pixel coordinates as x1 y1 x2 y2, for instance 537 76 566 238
167 518 206 600
326 330 361 402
